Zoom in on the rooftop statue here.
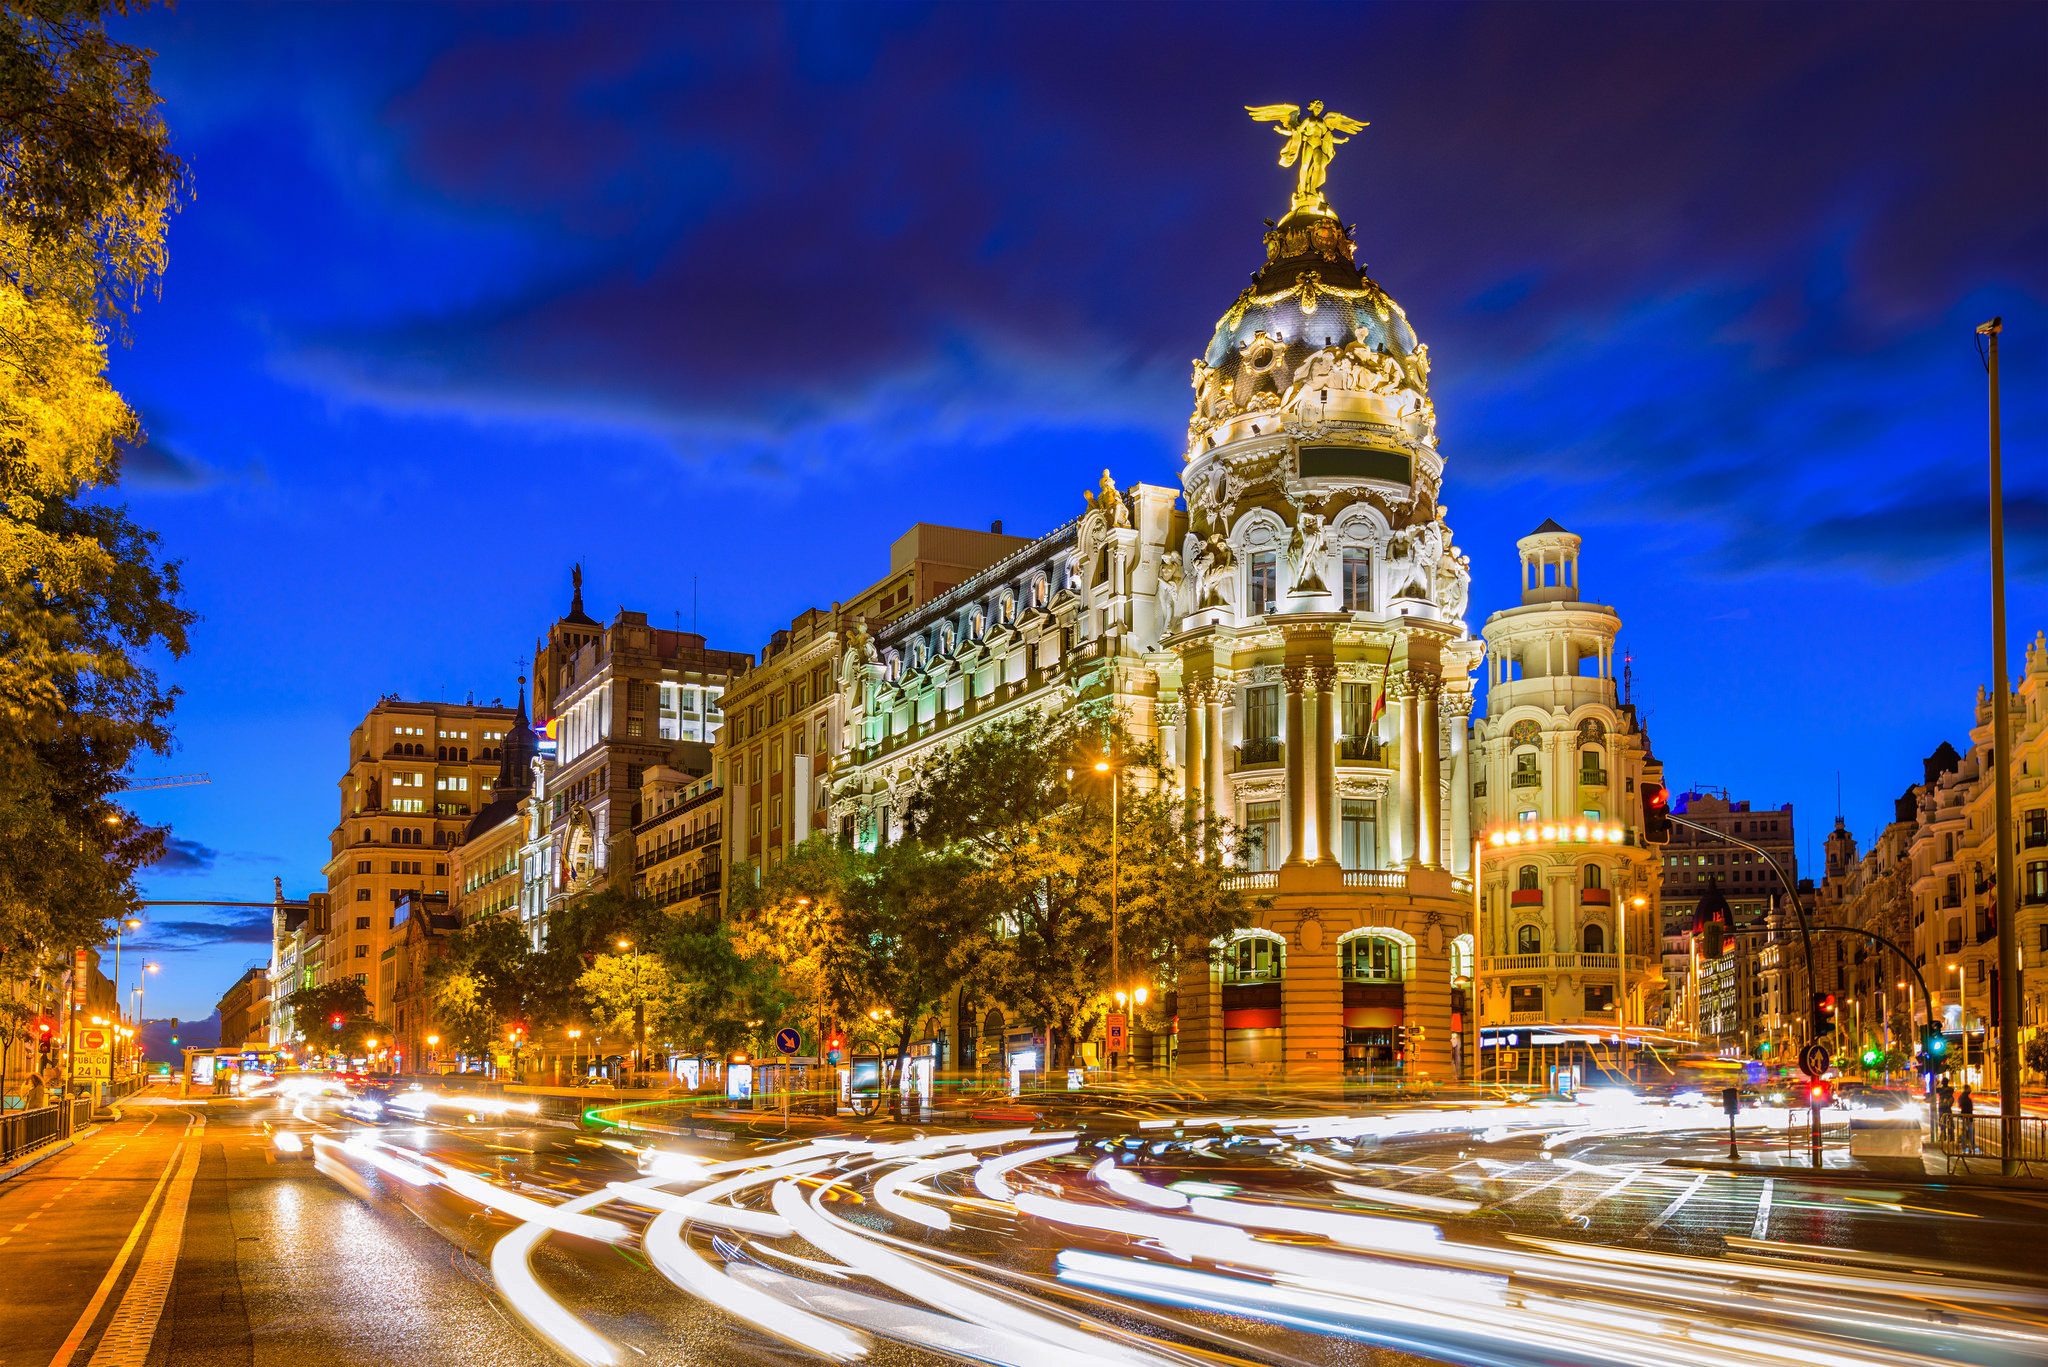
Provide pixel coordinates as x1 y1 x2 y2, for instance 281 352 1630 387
1246 100 1368 214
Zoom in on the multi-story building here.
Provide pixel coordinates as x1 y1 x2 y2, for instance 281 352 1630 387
533 573 750 913
1471 521 1664 1052
1657 792 1797 1033
634 765 724 914
722 521 1034 883
819 163 1505 1082
453 684 540 937
215 965 267 1051
319 697 518 1023
389 891 461 1071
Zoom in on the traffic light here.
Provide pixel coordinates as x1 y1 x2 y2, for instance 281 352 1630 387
1805 1080 1834 1109
330 1014 344 1030
1921 1024 1949 1065
1860 1045 1880 1069
1641 782 1672 845
1757 1040 1772 1055
1811 992 1837 1039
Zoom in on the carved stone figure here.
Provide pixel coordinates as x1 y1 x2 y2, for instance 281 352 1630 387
1433 545 1471 618
1191 361 1224 419
1196 534 1236 609
1085 469 1131 528
1245 100 1369 213
1286 512 1329 595
1155 552 1184 635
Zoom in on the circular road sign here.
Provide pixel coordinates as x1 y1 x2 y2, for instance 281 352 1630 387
1798 1042 1830 1079
775 1028 801 1055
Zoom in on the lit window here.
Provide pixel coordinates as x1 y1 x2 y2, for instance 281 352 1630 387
1341 552 1370 610
1247 551 1278 614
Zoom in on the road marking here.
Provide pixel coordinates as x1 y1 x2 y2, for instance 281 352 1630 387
1484 1168 1574 1208
1563 1171 1637 1219
46 1119 194 1367
1751 1179 1773 1239
86 1131 203 1367
1635 1174 1707 1236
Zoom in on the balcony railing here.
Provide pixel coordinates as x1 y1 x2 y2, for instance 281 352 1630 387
1336 736 1381 762
1580 888 1612 905
1236 737 1282 767
1342 869 1405 889
1578 768 1608 786
1222 872 1279 891
1512 771 1542 789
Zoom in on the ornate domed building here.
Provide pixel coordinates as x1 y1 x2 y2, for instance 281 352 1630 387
1160 104 1482 1081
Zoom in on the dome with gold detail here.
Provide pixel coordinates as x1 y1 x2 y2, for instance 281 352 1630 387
1188 199 1435 461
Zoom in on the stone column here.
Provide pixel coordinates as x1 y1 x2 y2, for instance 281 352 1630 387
1446 693 1472 873
1313 664 1339 866
1394 674 1418 866
1205 681 1228 846
1419 673 1442 869
1282 667 1309 866
1182 679 1207 831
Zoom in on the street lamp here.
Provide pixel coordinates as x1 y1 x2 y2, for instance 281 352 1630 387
1094 755 1126 1072
617 939 646 1081
567 1028 582 1085
426 1034 439 1074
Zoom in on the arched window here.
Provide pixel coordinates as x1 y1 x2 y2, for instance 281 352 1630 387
1450 933 1474 982
1582 923 1605 953
1582 864 1603 890
1516 924 1542 954
1221 929 1286 984
1517 865 1539 891
1340 931 1412 983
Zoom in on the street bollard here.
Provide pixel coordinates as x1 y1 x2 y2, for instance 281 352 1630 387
1722 1087 1740 1162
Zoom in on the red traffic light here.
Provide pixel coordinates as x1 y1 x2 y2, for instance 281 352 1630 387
35 1017 53 1037
330 1014 344 1028
1806 1081 1834 1108
1818 993 1837 1016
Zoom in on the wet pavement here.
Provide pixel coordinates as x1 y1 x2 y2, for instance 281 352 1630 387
12 1087 2047 1367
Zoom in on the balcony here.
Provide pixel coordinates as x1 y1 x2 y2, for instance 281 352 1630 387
1944 938 1962 954
1342 870 1405 890
1236 737 1282 768
1509 889 1544 906
1511 771 1542 789
1222 872 1279 891
1580 888 1612 906
1578 768 1608 787
1336 736 1381 763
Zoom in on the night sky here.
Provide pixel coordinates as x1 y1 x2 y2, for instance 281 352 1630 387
105 2 2046 1023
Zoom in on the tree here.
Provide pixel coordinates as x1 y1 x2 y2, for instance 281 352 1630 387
426 915 534 1058
902 708 1255 1070
577 949 680 1065
0 1 189 992
283 979 388 1060
2025 1033 2048 1084
658 919 791 1062
737 837 983 1090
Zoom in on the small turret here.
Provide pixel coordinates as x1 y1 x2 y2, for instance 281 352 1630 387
1517 519 1580 605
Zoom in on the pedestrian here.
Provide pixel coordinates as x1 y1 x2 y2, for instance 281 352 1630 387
1937 1077 1955 1147
1959 1083 1976 1153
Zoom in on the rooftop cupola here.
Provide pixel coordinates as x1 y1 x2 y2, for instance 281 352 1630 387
1516 519 1581 605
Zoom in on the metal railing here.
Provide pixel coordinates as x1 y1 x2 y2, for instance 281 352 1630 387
1935 1112 2048 1168
1 1105 63 1164
1236 738 1282 767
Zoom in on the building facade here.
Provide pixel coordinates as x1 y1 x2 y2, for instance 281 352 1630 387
215 965 267 1052
1657 791 1798 1043
1471 522 1664 1055
318 697 518 1023
533 574 749 916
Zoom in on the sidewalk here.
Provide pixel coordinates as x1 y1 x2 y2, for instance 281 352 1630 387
0 1105 203 1367
1663 1150 2048 1191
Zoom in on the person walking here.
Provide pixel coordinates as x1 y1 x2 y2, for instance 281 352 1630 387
1937 1077 1955 1149
1959 1082 1977 1153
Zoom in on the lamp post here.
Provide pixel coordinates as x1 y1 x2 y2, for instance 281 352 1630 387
1976 317 2020 1173
618 940 645 1084
567 1029 582 1086
426 1034 439 1075
135 963 159 1074
1095 756 1122 1071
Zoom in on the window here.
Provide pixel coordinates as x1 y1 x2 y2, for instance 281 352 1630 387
1247 550 1278 613
1582 922 1605 953
356 889 371 901
1244 685 1280 741
1516 924 1542 954
1584 984 1615 1013
1508 985 1544 1014
1341 552 1370 610
750 804 762 836
1513 752 1540 787
1246 802 1281 871
1225 934 1283 983
356 916 371 930
1582 864 1603 890
750 750 763 784
354 945 368 958
792 726 806 757
434 862 447 877
1339 800 1377 869
769 740 782 774
1517 864 1539 891
770 798 783 832
356 860 370 874
1579 748 1604 782
1342 934 1405 982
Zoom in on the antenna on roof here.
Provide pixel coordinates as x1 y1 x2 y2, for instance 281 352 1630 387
1836 771 1844 824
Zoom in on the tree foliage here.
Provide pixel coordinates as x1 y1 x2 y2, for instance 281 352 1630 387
283 979 389 1058
0 0 188 985
426 915 534 1056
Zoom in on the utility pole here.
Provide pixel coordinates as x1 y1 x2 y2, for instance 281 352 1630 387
1979 316 2020 1175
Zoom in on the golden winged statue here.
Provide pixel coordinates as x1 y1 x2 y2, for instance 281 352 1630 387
1246 100 1368 212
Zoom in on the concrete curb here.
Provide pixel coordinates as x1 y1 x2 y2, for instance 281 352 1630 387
1662 1157 2048 1192
0 1135 74 1183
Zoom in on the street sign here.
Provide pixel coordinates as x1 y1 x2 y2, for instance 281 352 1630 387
1799 1042 1831 1079
74 1025 111 1081
1106 1014 1127 1055
775 1028 801 1056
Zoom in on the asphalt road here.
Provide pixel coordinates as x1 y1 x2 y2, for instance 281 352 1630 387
12 1089 2048 1367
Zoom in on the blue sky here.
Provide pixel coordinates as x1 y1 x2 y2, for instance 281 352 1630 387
104 1 2046 1022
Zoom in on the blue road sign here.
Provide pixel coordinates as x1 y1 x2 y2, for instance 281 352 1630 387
775 1027 801 1055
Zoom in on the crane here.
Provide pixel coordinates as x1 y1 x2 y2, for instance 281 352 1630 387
116 774 211 793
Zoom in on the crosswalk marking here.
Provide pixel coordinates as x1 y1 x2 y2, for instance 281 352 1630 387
1636 1174 1707 1236
1564 1171 1637 1219
1752 1179 1774 1240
